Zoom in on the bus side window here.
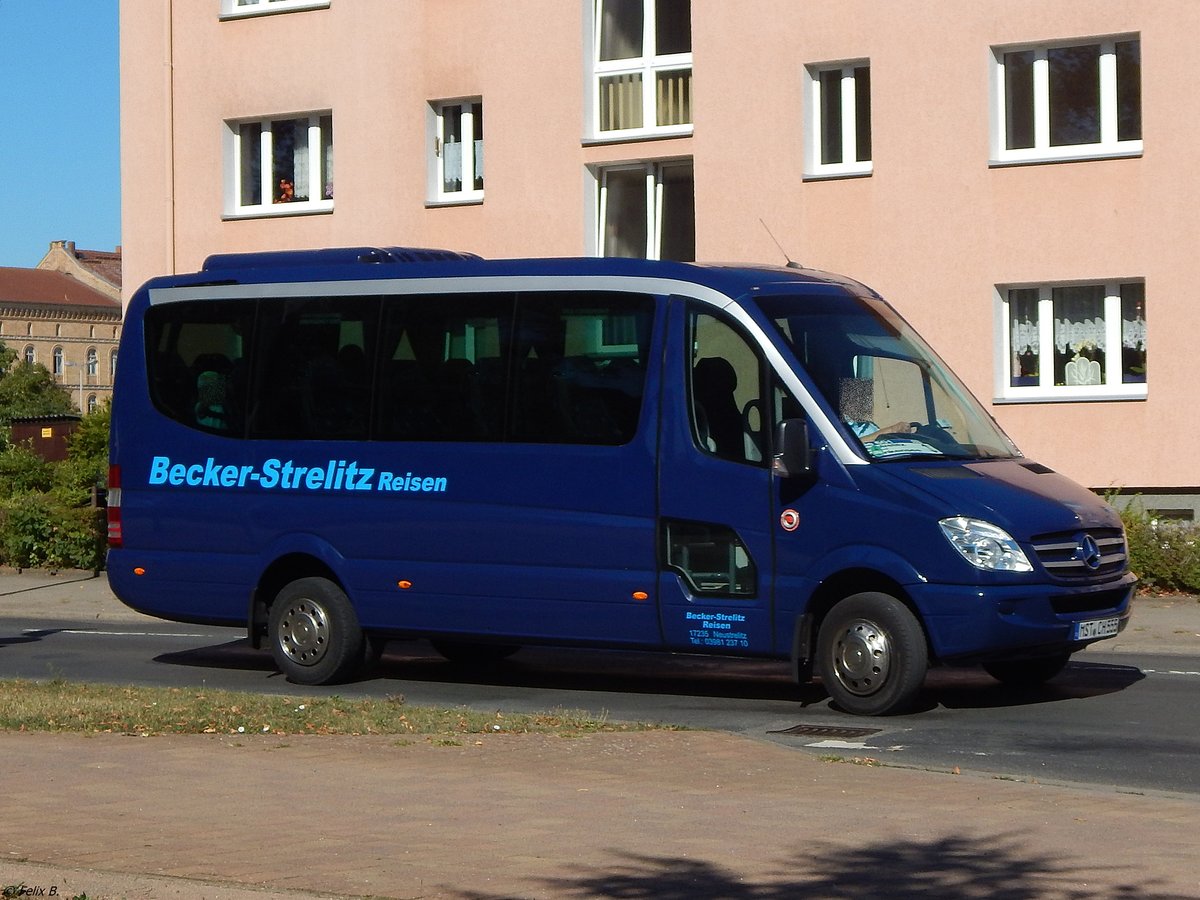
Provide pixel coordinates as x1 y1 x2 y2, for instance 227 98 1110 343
511 292 653 445
248 296 379 441
375 294 511 442
145 301 252 435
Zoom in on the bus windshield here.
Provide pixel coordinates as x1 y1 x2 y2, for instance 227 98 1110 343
756 291 1021 461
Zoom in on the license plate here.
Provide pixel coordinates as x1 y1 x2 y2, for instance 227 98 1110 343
1074 616 1120 641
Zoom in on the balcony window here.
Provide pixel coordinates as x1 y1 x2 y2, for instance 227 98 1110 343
595 159 694 260
591 0 692 138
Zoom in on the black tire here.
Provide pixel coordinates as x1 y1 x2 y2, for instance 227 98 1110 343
983 652 1071 688
268 577 365 685
817 592 928 716
431 640 520 666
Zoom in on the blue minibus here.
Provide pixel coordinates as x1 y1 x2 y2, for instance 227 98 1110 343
107 248 1134 715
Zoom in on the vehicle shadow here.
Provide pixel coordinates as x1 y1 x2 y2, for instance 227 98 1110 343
0 628 70 648
154 638 1146 714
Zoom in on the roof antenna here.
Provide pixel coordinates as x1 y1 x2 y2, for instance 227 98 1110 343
760 219 804 269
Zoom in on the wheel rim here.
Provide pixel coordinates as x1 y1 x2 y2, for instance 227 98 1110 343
830 617 892 697
276 598 330 667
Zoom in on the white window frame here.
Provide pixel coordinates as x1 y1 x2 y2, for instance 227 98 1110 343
804 60 872 179
224 112 334 219
590 159 694 260
427 99 484 206
994 280 1147 403
220 0 330 20
990 35 1142 166
587 0 693 141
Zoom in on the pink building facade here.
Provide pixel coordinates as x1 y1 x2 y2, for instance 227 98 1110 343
120 0 1195 514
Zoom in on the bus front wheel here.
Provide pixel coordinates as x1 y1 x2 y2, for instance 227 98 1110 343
817 592 927 716
269 577 365 685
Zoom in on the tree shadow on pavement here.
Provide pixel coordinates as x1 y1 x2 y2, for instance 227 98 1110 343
457 832 1191 899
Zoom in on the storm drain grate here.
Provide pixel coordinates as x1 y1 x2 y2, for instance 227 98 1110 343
768 724 881 739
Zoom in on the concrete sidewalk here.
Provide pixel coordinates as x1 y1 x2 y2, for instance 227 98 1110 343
2 571 1199 899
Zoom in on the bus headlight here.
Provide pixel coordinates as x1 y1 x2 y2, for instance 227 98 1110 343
939 516 1033 573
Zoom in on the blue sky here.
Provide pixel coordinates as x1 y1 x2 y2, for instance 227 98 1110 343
0 0 120 268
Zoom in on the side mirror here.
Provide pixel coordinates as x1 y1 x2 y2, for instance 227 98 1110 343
772 418 814 479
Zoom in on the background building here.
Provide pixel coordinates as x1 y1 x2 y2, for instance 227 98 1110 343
0 241 122 413
120 0 1193 515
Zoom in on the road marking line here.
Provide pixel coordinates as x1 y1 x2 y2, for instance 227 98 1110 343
22 628 223 638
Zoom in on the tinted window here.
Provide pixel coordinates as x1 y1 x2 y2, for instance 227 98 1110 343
248 296 380 440
145 300 254 435
375 294 512 442
143 289 655 446
511 292 654 445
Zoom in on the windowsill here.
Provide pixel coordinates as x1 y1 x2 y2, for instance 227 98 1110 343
220 0 330 20
803 163 873 182
426 195 485 209
223 201 334 221
583 126 694 147
990 142 1143 168
994 385 1147 404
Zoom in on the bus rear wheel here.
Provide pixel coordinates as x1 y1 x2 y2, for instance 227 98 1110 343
817 592 927 716
269 577 365 685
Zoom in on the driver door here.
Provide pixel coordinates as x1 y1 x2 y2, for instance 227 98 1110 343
656 299 778 655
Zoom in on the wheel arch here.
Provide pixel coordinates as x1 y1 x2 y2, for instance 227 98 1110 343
248 551 346 649
792 567 934 681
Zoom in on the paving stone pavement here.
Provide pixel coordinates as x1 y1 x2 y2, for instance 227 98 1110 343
2 571 1199 899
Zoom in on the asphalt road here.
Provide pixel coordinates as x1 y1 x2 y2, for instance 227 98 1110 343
3 605 1199 795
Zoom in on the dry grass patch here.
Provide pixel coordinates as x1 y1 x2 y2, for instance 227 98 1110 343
0 678 664 737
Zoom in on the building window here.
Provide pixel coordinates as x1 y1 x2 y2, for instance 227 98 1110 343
804 61 871 179
86 347 98 379
428 100 484 204
53 347 64 377
992 36 1141 165
87 394 98 414
220 0 330 18
590 0 692 138
998 281 1146 401
594 159 695 260
23 345 34 365
110 349 118 379
225 113 334 217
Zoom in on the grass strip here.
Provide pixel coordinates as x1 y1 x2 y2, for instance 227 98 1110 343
0 678 665 737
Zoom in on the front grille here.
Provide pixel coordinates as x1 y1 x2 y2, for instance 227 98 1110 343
1031 527 1127 580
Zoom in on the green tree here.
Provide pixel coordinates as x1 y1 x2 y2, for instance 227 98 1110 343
0 343 76 429
53 400 110 504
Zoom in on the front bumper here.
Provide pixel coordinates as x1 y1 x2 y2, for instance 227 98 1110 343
911 573 1136 664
